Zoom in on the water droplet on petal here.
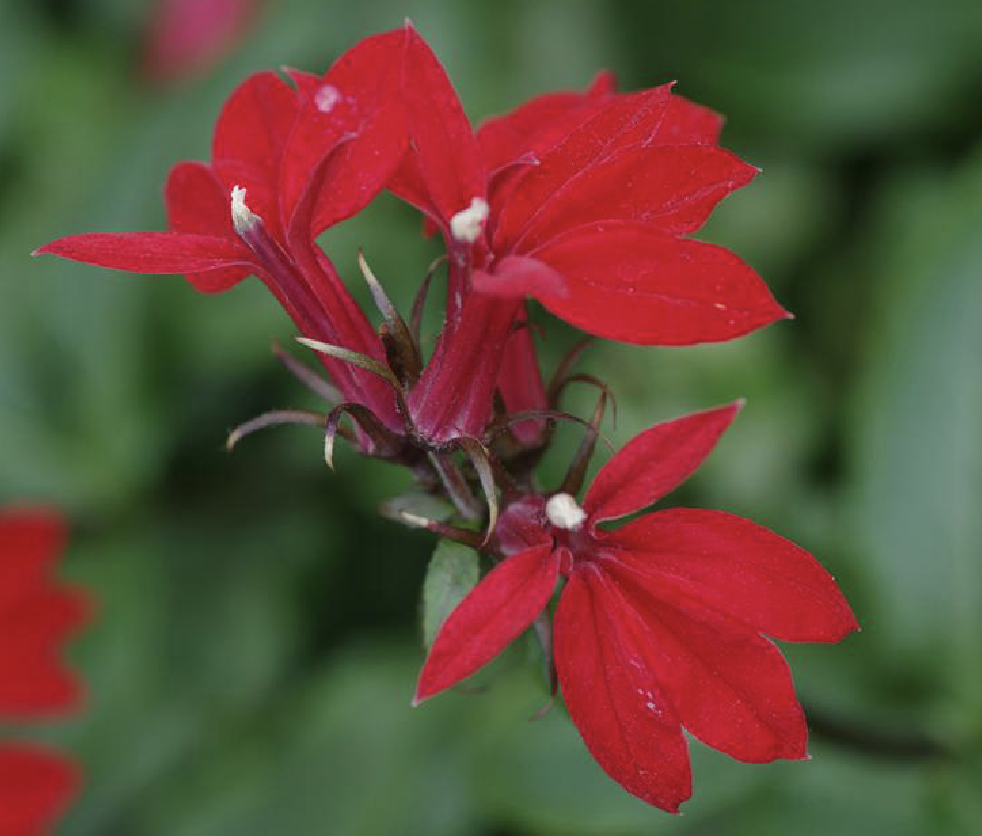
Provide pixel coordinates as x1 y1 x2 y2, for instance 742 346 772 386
315 84 341 113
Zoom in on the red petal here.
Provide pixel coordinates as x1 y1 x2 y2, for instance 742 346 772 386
491 86 672 252
211 70 298 230
164 160 252 291
396 24 485 227
34 232 253 275
0 509 89 718
584 402 741 522
530 221 790 345
608 509 859 642
415 543 559 702
605 560 809 763
476 70 615 176
280 29 409 235
409 295 519 443
512 144 758 252
0 588 88 717
471 255 567 300
0 745 78 836
655 94 724 145
496 315 548 445
142 0 257 84
554 567 691 813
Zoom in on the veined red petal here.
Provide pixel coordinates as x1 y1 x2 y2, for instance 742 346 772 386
397 24 485 227
0 745 77 836
415 543 559 702
164 160 252 291
280 28 408 235
491 86 672 252
34 232 254 276
475 70 615 176
555 567 691 813
497 317 548 445
604 561 809 763
530 221 790 345
584 402 741 522
656 94 724 145
608 509 859 642
513 144 758 252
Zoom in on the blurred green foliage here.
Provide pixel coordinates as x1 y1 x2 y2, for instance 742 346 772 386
2 0 981 833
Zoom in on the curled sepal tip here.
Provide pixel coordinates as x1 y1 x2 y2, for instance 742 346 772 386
324 402 404 468
226 409 331 452
453 437 498 546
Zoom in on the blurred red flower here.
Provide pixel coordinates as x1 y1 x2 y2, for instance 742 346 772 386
0 509 89 836
142 0 261 84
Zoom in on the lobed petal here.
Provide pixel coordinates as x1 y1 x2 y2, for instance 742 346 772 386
210 70 298 242
555 566 691 813
0 745 77 836
530 221 790 345
0 509 88 717
415 543 559 702
496 316 548 445
491 85 672 252
164 160 252 291
280 28 409 236
604 559 810 763
608 509 859 642
584 402 741 523
513 144 758 252
476 70 615 176
392 24 485 229
34 232 253 278
472 255 567 301
655 94 724 145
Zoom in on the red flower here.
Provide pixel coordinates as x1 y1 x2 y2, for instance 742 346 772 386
36 30 410 439
389 27 786 444
0 509 89 836
142 0 260 84
414 403 858 812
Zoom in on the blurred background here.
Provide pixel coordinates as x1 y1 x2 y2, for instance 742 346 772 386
2 0 981 833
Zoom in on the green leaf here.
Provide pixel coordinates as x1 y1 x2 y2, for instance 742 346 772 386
421 541 480 649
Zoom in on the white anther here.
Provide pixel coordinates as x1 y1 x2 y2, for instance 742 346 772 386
546 492 587 531
314 84 340 113
398 511 431 529
449 197 489 244
230 186 261 236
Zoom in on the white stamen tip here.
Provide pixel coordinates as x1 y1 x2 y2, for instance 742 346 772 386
314 84 340 113
546 492 587 530
450 197 489 244
230 185 260 235
399 511 431 529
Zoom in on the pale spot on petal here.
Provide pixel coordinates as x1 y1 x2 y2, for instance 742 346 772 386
315 84 341 113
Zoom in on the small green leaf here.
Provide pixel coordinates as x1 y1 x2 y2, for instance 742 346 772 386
421 541 480 649
379 492 455 524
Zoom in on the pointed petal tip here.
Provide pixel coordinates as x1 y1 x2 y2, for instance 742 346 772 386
410 694 423 708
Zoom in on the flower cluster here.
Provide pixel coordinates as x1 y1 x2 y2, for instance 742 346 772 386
37 23 856 812
0 509 89 836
